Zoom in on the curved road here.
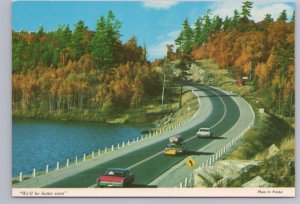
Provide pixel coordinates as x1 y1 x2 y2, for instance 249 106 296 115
44 84 240 188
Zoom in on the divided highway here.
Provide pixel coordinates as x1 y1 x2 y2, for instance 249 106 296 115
44 84 240 188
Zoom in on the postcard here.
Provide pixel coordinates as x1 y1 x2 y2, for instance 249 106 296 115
12 0 295 197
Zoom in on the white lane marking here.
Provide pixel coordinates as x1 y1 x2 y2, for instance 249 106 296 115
88 184 97 188
89 151 165 188
185 86 228 143
88 86 230 188
202 86 227 129
127 151 163 170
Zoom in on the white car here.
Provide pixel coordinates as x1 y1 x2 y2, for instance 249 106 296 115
196 128 212 137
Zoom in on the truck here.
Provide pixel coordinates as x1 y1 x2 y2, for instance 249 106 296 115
164 135 186 155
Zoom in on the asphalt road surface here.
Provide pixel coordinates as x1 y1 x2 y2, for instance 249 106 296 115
46 84 240 188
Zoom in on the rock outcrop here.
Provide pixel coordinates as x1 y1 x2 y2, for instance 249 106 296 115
194 143 295 187
242 176 275 187
194 160 261 187
266 144 279 159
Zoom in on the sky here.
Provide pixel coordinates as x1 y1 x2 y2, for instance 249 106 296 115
12 0 295 61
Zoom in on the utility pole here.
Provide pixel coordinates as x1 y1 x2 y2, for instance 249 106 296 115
179 72 184 109
161 73 166 108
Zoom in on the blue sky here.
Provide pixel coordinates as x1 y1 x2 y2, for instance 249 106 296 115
12 0 295 61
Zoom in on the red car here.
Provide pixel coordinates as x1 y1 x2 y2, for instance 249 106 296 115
97 168 135 187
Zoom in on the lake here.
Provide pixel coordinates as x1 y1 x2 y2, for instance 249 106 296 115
12 119 150 177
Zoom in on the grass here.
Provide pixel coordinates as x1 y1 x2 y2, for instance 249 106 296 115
226 113 292 160
155 88 199 129
280 136 295 151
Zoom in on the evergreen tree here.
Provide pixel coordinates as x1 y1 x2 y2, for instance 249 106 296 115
175 19 194 55
198 13 211 45
290 10 295 23
177 55 191 108
62 25 72 49
223 16 231 31
230 10 240 30
71 20 88 61
241 1 253 20
194 17 203 46
142 43 147 63
92 11 121 72
106 10 122 65
211 15 223 33
277 10 288 22
37 26 45 38
175 19 194 108
92 16 107 67
264 14 274 23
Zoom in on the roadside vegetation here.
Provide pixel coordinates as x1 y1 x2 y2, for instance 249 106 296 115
193 58 295 187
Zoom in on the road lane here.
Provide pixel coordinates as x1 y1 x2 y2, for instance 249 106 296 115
46 84 240 188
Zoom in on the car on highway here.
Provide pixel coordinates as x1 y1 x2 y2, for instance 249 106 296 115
196 128 212 137
97 168 135 187
164 135 186 155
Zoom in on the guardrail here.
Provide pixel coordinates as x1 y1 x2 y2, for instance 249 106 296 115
15 89 202 184
177 102 255 188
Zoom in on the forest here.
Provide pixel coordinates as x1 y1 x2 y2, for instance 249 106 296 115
12 11 161 120
170 1 295 117
12 1 295 121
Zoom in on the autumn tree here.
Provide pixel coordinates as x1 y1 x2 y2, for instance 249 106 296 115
131 73 144 108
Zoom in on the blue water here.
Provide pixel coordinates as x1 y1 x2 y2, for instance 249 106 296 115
12 119 150 177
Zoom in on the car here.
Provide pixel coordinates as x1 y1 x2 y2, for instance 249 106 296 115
196 128 212 137
164 135 186 155
97 168 135 187
164 142 187 155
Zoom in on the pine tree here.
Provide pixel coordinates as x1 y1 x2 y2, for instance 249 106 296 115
62 25 72 48
241 1 253 20
92 11 121 71
211 15 223 34
92 16 107 67
194 17 203 46
71 20 88 61
37 26 45 38
198 13 211 45
230 10 240 30
290 10 295 23
223 16 230 31
277 10 288 22
92 11 122 72
175 18 194 55
264 14 274 23
142 43 147 63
